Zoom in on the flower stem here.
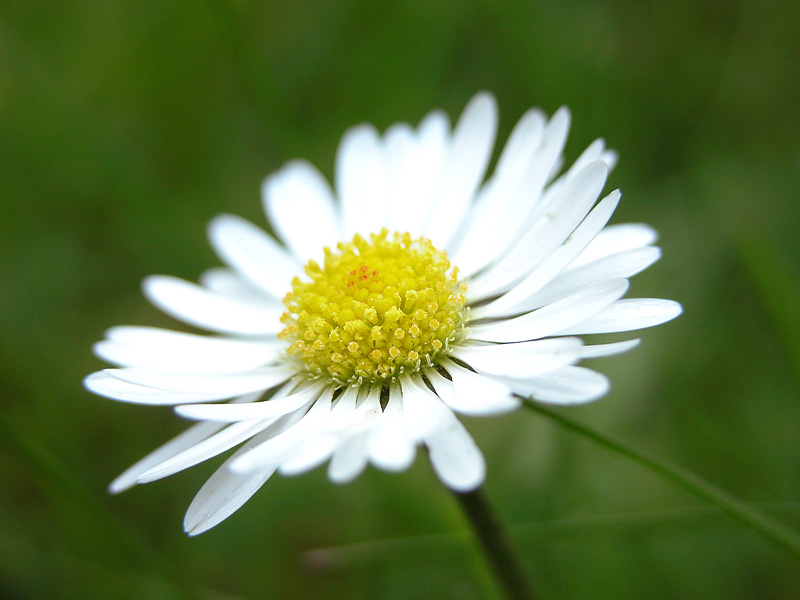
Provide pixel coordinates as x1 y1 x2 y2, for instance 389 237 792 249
452 487 538 600
523 401 800 562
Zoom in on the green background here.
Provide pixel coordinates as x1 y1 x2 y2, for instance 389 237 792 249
2 1 799 598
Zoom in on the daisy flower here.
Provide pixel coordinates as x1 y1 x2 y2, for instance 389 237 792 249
85 93 681 535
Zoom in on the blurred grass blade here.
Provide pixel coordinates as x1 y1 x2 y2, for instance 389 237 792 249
0 399 202 600
731 229 800 383
306 502 800 569
524 401 800 561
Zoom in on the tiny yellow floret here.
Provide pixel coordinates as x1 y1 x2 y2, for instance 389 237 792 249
280 229 467 385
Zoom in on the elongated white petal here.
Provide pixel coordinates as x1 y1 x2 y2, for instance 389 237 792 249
138 419 276 483
109 421 224 493
492 108 548 183
568 138 615 175
427 413 485 492
328 433 370 484
143 275 283 335
208 214 299 298
449 108 547 256
322 385 361 429
387 111 450 237
580 339 641 358
401 377 453 442
474 190 620 318
184 441 277 536
470 279 629 343
105 367 291 397
94 327 279 374
537 138 617 205
426 362 519 416
230 389 333 472
469 160 610 298
278 434 339 477
557 298 683 335
527 246 661 310
262 160 340 262
367 385 415 471
84 371 223 405
512 366 610 404
198 268 271 306
175 389 315 422
453 338 582 379
278 387 364 476
382 123 415 231
197 271 285 322
336 125 390 239
425 92 497 248
569 223 658 269
103 324 283 350
452 107 571 276
581 338 641 358
184 468 275 536
321 387 380 484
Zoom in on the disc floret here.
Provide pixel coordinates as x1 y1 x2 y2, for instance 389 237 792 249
279 229 467 386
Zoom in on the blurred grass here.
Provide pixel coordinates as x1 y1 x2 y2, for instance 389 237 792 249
1 0 800 598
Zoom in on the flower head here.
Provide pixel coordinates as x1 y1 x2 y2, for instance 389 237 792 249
85 93 681 535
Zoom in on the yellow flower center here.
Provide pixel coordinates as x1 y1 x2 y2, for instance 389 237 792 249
279 229 468 386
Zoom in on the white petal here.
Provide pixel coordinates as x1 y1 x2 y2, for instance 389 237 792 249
325 385 381 483
207 214 299 298
474 190 620 318
143 275 283 336
230 389 333 472
175 384 319 422
527 246 661 310
512 366 610 404
94 327 279 373
469 161 610 299
335 125 389 239
453 337 582 379
507 105 570 202
382 123 415 228
278 433 339 477
557 298 683 335
580 339 641 358
470 279 629 343
198 268 273 306
400 376 453 442
322 385 360 429
483 108 548 198
385 114 450 237
278 386 365 476
366 385 415 471
138 419 275 483
449 108 546 256
262 160 340 262
104 367 291 397
109 421 223 493
424 92 497 248
452 107 570 276
426 413 485 492
538 139 616 204
568 138 616 175
426 362 519 416
183 440 277 536
569 223 658 269
328 433 370 484
84 371 223 405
